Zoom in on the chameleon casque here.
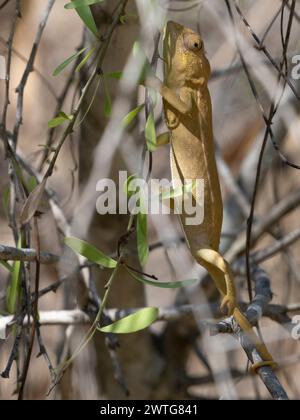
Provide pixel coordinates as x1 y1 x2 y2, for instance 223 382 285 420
147 21 276 372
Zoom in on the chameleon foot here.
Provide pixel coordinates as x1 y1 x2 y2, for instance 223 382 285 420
220 294 236 316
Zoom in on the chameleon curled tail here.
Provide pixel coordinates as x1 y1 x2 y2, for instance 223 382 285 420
196 249 277 373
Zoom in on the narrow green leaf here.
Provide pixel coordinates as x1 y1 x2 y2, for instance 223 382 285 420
65 237 117 268
53 47 87 76
137 209 149 267
122 104 145 128
119 15 127 25
126 267 198 289
76 8 97 37
65 0 104 9
59 111 73 120
0 261 13 273
103 79 112 118
123 173 138 197
48 117 67 128
98 307 159 334
48 112 73 128
145 110 157 152
105 71 123 80
160 186 182 201
160 180 196 201
6 238 22 314
27 176 38 193
75 47 96 73
75 77 101 127
65 1 98 37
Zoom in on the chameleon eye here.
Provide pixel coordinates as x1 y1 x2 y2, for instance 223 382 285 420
184 35 203 52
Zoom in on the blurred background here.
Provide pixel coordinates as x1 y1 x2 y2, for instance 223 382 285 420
0 0 300 400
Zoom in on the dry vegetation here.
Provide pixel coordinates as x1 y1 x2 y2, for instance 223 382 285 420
0 0 300 400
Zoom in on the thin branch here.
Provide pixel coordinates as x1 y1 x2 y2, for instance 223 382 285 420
13 0 56 146
1 300 297 332
225 188 300 262
252 227 300 265
38 35 86 171
231 0 300 101
0 0 10 10
0 36 58 100
0 244 59 264
212 265 289 400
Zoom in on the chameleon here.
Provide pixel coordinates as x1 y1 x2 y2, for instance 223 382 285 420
146 21 276 373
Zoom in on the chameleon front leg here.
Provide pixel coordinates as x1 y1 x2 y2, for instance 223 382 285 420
196 248 277 372
145 76 193 115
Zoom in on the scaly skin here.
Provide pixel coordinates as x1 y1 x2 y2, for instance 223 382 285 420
148 21 276 373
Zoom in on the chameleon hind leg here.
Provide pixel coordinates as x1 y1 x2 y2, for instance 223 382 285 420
196 248 277 373
196 248 237 315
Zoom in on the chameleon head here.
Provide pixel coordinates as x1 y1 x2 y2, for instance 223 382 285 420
163 21 211 88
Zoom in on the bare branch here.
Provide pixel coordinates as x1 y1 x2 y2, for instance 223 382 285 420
0 244 59 264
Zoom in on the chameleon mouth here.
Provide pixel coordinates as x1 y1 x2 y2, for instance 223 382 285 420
163 21 184 69
166 21 184 30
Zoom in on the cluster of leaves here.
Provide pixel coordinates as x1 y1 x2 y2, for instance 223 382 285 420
1 0 199 334
49 1 158 277
65 236 197 334
47 1 197 335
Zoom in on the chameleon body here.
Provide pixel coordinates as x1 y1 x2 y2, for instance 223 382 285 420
149 21 275 372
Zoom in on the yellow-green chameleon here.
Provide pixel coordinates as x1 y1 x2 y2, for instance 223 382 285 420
147 21 276 373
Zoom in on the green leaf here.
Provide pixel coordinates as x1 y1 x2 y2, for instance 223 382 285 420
122 104 145 128
160 180 197 201
48 117 66 128
137 208 149 267
98 307 159 334
53 47 87 76
27 176 38 193
65 1 98 37
75 47 96 73
145 110 157 152
48 112 73 128
126 267 198 289
119 15 126 25
103 79 112 118
6 238 22 314
65 0 104 9
105 71 123 80
65 237 117 268
123 173 138 197
59 111 73 120
0 261 13 273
